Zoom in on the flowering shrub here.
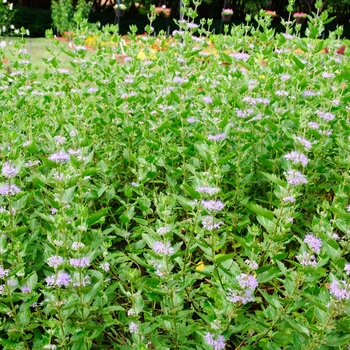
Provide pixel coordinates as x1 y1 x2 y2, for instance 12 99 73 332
0 0 14 36
265 10 277 17
154 6 171 17
0 0 349 348
293 11 307 18
114 3 127 10
221 8 233 15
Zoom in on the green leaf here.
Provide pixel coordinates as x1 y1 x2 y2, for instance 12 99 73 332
292 55 305 70
214 253 235 264
261 172 287 188
20 295 40 312
257 267 281 283
142 233 155 250
257 215 275 234
313 40 324 53
182 185 200 199
0 303 11 314
62 186 76 202
71 338 85 350
245 203 274 220
296 39 309 53
83 281 102 303
91 325 106 340
331 207 350 220
325 333 350 347
134 294 144 314
87 207 110 226
18 308 31 327
25 271 38 290
120 206 135 224
282 315 310 338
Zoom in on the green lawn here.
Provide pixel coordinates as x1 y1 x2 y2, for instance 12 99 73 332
1 37 94 77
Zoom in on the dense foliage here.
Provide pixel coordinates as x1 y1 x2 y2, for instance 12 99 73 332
11 0 350 20
0 0 350 348
0 0 15 36
51 0 92 35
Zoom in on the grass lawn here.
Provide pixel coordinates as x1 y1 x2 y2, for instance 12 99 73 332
1 37 94 77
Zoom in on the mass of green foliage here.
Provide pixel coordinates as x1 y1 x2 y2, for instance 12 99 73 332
0 0 350 348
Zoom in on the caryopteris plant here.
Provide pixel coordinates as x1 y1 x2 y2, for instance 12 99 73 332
0 0 349 348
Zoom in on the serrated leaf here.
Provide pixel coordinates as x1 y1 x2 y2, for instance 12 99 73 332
261 172 287 188
142 233 155 250
292 55 305 69
331 207 350 220
182 185 200 199
83 281 102 303
134 294 144 314
214 253 235 264
62 186 76 202
257 215 275 234
257 267 281 283
246 203 274 220
87 207 110 226
325 334 350 346
282 315 310 337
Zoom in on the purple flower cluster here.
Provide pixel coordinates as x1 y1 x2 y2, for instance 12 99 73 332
0 184 21 196
129 322 139 334
48 151 70 163
243 96 270 105
99 262 110 272
281 74 290 81
2 162 18 178
21 285 31 293
53 136 66 145
203 96 213 104
308 121 319 130
329 280 350 300
345 263 350 275
71 242 85 250
69 257 90 268
232 52 249 61
57 68 69 74
303 90 316 97
284 151 309 167
285 170 308 186
47 255 64 268
153 241 174 256
72 273 91 287
173 76 188 84
304 234 322 253
227 288 254 304
46 271 71 287
0 266 10 279
204 333 226 350
201 200 224 212
235 108 254 118
237 273 259 289
316 110 335 121
208 133 226 142
283 196 295 203
227 274 259 304
321 72 335 79
245 259 258 270
196 186 220 196
296 252 317 267
295 136 312 150
202 216 223 230
157 227 170 235
186 22 199 29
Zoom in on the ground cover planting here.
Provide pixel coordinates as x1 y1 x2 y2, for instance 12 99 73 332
0 0 350 348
